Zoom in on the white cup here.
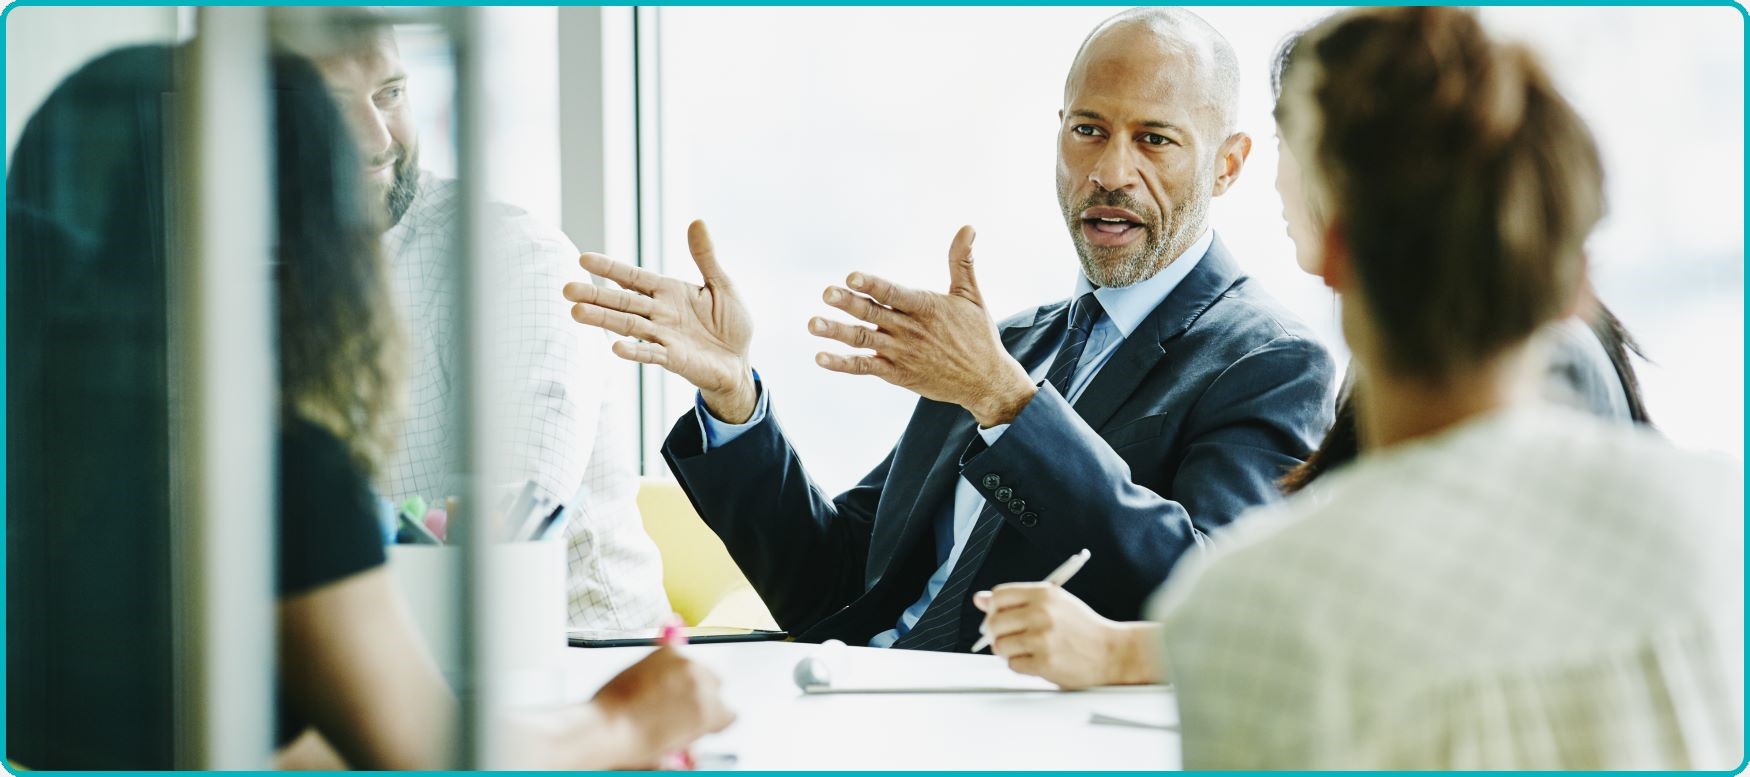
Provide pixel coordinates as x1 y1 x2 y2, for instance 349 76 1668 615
387 540 567 703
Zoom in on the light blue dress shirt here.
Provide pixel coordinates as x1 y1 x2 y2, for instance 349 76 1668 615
697 230 1214 647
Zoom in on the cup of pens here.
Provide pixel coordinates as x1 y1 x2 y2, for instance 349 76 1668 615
385 481 572 703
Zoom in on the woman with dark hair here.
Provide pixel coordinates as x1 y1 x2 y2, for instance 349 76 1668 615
1269 27 1655 494
8 45 729 770
1153 8 1738 767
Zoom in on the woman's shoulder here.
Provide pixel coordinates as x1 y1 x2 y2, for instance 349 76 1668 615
282 414 346 455
281 416 368 485
278 415 387 597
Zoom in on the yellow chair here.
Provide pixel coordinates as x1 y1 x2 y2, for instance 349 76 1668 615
636 478 778 630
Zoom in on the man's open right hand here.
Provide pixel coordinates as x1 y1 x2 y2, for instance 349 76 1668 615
564 219 758 422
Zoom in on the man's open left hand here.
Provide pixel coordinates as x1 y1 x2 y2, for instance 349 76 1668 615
809 226 1037 428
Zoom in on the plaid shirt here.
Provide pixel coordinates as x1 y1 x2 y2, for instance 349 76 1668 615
379 172 668 629
1153 404 1744 769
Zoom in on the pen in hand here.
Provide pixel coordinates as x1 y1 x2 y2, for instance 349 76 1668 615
656 619 698 771
970 548 1091 654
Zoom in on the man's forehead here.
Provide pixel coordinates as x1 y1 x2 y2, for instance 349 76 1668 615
314 33 403 87
1065 25 1222 129
1069 47 1206 116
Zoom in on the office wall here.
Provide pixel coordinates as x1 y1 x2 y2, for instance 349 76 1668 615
5 6 180 160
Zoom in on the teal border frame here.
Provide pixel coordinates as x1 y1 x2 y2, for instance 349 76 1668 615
0 2 1743 774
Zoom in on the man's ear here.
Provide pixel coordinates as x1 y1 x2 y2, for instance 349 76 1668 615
1210 132 1252 197
1318 221 1349 292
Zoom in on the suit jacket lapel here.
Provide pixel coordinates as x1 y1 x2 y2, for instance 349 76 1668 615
870 303 1069 585
1071 236 1246 432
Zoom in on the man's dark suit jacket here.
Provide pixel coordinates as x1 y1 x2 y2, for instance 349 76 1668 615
663 237 1336 651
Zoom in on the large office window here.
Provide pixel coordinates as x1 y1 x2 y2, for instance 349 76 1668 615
654 6 1744 492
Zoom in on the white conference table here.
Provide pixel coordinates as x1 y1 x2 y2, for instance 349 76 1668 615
556 641 1181 770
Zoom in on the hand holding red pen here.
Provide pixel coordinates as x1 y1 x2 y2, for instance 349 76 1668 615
659 621 697 771
589 621 734 769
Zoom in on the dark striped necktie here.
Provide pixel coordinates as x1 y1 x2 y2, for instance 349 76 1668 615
892 292 1105 651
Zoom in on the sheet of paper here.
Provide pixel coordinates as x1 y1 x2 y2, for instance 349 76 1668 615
802 683 1058 694
1090 709 1178 731
799 645 1062 693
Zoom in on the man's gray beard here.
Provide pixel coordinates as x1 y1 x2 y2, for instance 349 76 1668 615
1074 194 1207 289
384 162 419 229
1078 237 1167 288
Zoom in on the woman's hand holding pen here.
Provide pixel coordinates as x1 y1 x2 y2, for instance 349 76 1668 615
587 646 736 769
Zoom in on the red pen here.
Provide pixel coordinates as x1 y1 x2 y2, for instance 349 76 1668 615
658 619 687 648
657 618 696 771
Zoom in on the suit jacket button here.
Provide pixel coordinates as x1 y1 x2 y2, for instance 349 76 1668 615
1019 511 1039 527
1007 499 1026 515
982 474 1002 489
995 486 1014 502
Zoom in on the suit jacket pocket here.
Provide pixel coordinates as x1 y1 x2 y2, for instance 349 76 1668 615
1100 413 1169 452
